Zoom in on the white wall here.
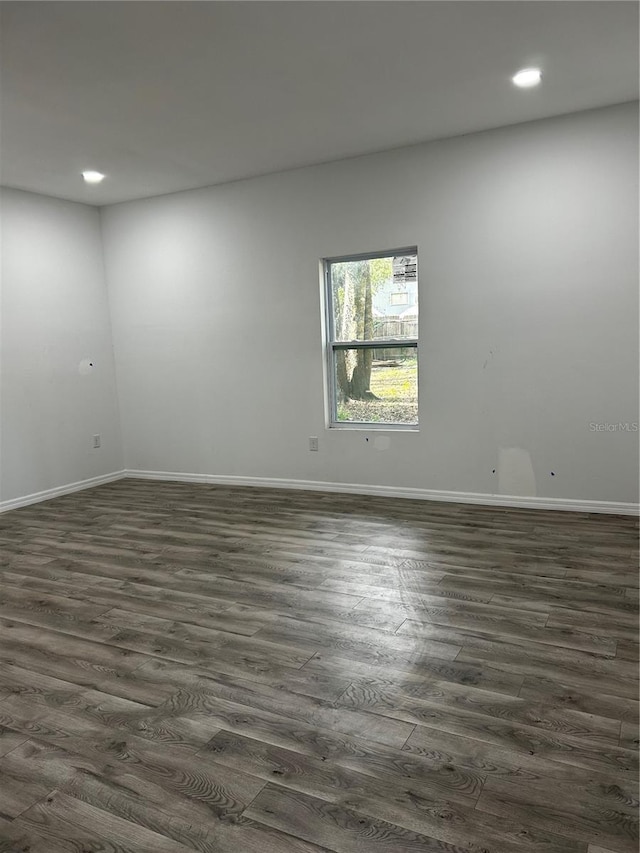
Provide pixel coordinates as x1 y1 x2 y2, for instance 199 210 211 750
100 102 638 506
1 188 123 504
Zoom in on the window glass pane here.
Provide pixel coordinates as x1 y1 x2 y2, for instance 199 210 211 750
333 347 418 425
330 254 417 342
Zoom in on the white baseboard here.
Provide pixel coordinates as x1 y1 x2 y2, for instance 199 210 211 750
0 470 127 513
124 469 639 516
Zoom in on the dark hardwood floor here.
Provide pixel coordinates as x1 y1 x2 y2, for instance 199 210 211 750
0 478 637 853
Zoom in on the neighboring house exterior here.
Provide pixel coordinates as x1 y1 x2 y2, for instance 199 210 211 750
372 277 418 348
372 276 418 350
372 277 418 318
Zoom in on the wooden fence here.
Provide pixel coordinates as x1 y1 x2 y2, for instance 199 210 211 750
371 317 418 360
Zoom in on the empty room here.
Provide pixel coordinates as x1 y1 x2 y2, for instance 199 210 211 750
0 1 638 851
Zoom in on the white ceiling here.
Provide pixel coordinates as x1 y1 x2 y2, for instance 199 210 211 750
1 1 638 206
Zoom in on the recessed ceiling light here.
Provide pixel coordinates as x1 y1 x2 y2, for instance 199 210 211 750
82 170 106 184
512 67 542 88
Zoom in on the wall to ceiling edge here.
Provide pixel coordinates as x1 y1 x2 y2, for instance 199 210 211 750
2 103 638 512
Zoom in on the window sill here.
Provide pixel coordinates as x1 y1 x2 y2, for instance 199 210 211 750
329 423 419 432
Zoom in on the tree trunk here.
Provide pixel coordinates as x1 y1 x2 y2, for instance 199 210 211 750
335 349 350 401
348 265 378 400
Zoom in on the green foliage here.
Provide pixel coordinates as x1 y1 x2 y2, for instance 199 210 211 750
334 356 418 425
369 256 393 288
369 359 417 402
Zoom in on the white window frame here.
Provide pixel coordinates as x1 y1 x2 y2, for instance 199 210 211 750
390 291 409 306
323 247 418 430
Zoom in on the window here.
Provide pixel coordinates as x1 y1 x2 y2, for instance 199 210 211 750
390 292 409 306
324 248 418 428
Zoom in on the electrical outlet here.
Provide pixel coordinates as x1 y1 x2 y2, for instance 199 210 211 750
309 436 319 452
92 434 101 449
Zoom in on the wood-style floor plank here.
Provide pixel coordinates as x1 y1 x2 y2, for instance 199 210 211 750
0 478 637 852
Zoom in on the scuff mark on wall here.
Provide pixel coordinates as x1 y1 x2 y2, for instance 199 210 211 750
497 447 537 496
482 348 496 370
